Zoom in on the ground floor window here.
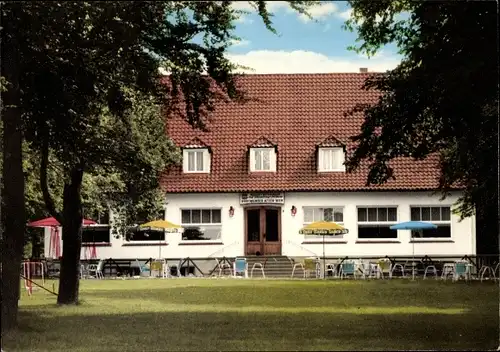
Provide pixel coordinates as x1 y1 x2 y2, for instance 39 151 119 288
125 228 165 242
357 207 398 239
303 207 345 239
82 226 111 243
410 206 451 238
181 208 222 241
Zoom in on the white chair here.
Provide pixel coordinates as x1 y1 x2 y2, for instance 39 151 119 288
324 263 337 278
441 262 455 280
251 263 265 278
494 263 500 281
233 257 248 278
423 265 438 279
377 259 392 279
215 258 232 277
88 259 104 279
161 260 170 278
390 263 405 278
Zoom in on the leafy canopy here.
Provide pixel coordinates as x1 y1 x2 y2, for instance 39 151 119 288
343 0 498 219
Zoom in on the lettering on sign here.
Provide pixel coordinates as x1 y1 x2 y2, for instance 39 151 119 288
240 192 285 205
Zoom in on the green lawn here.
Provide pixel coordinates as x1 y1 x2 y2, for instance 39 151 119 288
2 278 498 351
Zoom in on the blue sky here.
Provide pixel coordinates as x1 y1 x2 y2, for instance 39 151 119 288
226 1 402 73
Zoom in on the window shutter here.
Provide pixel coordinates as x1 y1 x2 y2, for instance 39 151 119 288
182 150 189 172
204 150 211 173
249 149 255 172
269 149 277 172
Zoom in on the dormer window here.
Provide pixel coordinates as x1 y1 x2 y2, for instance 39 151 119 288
182 137 211 174
250 147 276 172
248 136 277 173
318 147 345 172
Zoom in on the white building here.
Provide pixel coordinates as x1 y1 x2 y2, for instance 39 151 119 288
45 73 475 260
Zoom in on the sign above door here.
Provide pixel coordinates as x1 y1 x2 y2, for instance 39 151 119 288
240 192 285 205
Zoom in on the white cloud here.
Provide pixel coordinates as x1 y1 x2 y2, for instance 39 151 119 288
226 50 401 74
337 8 352 20
235 15 254 24
231 1 290 13
230 39 251 47
232 1 342 23
298 2 338 22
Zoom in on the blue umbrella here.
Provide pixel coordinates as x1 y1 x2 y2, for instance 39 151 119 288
390 221 437 231
390 221 437 280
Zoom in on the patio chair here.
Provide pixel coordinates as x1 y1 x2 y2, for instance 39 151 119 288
160 260 171 278
423 265 438 279
377 259 392 279
441 262 455 280
150 260 163 278
304 258 320 278
352 259 367 279
233 257 248 278
453 261 471 282
390 262 405 278
215 258 232 277
479 265 495 282
134 259 151 277
325 263 337 278
340 260 357 279
88 259 104 279
250 262 265 278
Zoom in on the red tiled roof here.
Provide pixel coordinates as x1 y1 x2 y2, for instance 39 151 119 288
161 73 443 193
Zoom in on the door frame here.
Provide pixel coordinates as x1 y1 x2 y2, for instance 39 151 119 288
244 205 282 256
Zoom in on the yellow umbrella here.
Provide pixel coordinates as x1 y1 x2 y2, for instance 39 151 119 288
299 221 349 279
139 220 183 260
299 221 348 235
139 219 182 233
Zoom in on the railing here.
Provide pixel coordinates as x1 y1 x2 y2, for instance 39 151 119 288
207 240 240 258
285 240 319 258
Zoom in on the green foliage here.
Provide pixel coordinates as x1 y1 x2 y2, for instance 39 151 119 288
2 0 316 233
344 1 498 221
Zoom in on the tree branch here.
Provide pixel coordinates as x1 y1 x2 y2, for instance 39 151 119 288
40 138 63 224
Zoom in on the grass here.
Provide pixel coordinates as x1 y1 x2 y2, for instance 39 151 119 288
2 278 498 351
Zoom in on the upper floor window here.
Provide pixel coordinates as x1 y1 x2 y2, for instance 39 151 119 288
249 147 276 172
318 147 345 172
183 148 210 173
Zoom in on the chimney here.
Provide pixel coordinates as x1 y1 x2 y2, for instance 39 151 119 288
359 67 368 73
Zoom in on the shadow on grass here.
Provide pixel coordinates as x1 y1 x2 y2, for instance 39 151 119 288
3 309 498 352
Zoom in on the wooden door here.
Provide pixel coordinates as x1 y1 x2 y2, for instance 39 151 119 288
245 207 281 256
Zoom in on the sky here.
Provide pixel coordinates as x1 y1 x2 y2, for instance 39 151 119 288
226 1 402 74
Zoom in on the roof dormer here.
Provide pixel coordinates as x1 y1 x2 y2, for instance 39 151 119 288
182 137 211 174
247 136 277 173
316 135 345 173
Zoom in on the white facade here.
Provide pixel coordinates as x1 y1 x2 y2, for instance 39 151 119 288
43 190 476 260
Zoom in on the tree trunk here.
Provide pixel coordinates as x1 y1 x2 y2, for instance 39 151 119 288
1 12 25 332
57 167 84 305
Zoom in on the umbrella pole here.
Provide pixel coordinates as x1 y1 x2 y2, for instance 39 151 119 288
412 238 415 281
322 234 326 279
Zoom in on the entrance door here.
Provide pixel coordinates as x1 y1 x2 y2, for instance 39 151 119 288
245 207 281 255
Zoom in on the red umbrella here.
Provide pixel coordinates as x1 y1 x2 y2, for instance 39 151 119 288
28 217 97 259
28 216 97 227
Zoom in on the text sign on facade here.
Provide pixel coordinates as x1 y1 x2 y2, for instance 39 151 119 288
240 192 285 205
